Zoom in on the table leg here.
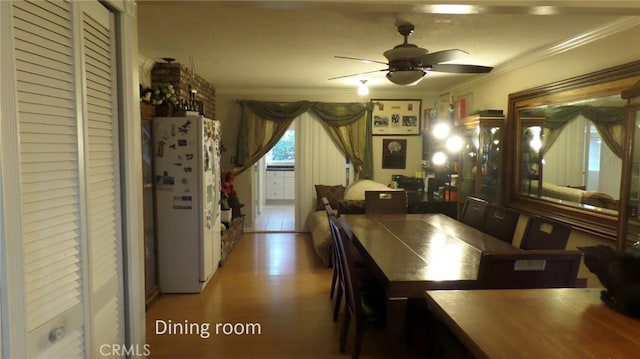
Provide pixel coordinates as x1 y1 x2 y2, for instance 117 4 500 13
386 297 408 358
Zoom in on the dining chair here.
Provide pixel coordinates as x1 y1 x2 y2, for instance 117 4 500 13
482 204 520 244
519 216 571 250
476 250 583 289
330 216 385 359
323 197 344 321
460 196 488 230
364 190 407 214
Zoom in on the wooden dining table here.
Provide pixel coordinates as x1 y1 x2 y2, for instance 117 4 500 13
341 213 520 354
425 288 640 358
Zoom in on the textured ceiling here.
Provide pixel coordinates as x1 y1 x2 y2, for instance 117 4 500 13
136 1 639 94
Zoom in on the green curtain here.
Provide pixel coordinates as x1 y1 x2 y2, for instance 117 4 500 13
310 102 373 180
542 105 626 158
235 101 312 175
235 101 373 179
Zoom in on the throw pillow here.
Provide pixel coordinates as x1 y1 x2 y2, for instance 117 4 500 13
343 180 392 201
315 184 345 211
337 200 366 214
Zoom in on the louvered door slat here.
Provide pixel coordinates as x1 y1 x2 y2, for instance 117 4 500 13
21 160 77 174
24 235 77 263
19 123 76 137
15 49 73 74
15 68 72 91
16 76 73 100
13 36 71 64
14 0 71 27
12 13 70 44
17 102 75 118
13 29 71 59
21 152 76 163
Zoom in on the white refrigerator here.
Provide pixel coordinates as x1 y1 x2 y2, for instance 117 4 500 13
154 115 221 293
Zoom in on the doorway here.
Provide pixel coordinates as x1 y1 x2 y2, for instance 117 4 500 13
255 123 296 231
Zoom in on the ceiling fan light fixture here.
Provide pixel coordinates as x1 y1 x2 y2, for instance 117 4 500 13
386 69 425 86
357 80 369 96
383 45 427 62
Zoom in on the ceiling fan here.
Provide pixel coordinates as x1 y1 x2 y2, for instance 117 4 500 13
330 21 493 86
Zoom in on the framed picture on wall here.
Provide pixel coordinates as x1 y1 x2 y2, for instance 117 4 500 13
371 99 421 135
454 93 473 122
381 138 407 169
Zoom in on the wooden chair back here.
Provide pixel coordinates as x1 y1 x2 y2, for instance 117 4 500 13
477 250 582 289
460 196 488 230
483 204 520 244
520 216 571 250
322 196 334 217
330 216 362 321
364 190 407 214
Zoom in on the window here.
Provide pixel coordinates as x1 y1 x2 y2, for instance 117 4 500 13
266 129 295 166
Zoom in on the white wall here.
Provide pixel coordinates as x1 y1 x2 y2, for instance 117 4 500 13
452 24 640 111
372 135 423 185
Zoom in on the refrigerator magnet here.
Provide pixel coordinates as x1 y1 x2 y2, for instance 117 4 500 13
178 119 192 134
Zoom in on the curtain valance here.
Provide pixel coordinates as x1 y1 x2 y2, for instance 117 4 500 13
524 105 626 158
235 101 373 179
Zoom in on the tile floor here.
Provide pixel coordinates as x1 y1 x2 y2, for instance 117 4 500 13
254 204 295 231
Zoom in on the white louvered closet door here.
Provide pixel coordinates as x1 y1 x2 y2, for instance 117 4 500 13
12 0 124 357
81 2 125 357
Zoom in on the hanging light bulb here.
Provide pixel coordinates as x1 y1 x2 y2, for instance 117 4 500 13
357 80 369 96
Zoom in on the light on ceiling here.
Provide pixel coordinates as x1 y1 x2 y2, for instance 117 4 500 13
357 80 369 96
420 4 479 14
386 69 425 86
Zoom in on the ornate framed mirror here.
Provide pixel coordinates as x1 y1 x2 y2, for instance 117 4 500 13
506 61 640 239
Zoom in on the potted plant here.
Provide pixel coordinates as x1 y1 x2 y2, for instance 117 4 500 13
220 170 235 224
150 84 180 116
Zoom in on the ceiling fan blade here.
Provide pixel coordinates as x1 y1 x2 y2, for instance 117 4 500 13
328 68 388 80
428 63 493 74
418 49 467 66
334 55 388 65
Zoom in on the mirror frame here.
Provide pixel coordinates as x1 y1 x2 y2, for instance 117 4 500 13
506 61 640 240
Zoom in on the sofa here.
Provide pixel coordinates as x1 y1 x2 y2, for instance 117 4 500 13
307 180 392 266
529 180 618 210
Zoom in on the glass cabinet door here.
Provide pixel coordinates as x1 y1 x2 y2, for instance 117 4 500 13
479 126 501 201
456 114 505 210
458 126 478 204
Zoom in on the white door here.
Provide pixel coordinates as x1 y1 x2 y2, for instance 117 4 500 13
81 2 125 355
6 1 125 356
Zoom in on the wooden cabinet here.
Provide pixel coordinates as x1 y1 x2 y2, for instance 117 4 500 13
266 170 295 200
456 113 506 210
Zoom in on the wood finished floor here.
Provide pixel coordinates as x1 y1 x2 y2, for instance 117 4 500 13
145 232 389 358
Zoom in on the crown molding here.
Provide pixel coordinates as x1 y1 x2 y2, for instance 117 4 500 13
453 17 640 91
216 87 441 100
